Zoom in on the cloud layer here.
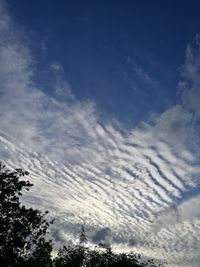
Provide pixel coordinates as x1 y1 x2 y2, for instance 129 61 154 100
0 2 200 266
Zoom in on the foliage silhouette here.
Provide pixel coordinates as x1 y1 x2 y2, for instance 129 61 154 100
0 162 53 266
53 243 162 267
78 225 88 244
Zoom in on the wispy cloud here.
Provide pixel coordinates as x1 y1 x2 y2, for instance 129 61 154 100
0 2 200 266
179 34 200 119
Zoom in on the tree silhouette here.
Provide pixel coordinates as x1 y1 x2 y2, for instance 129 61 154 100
53 225 88 267
0 162 53 266
78 225 88 244
53 244 87 267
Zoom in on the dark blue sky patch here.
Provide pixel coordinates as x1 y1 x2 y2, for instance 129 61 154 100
7 0 200 126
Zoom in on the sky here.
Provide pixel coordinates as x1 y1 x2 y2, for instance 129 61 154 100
0 0 200 266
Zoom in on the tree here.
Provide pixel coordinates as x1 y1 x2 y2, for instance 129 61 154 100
0 162 53 266
78 225 88 245
53 244 87 267
53 225 88 267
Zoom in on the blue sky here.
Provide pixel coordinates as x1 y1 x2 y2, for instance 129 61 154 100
1 1 200 266
7 0 200 125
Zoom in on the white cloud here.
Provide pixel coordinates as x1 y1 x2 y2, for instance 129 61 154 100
0 2 200 266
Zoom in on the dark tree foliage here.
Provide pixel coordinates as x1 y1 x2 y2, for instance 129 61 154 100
53 245 86 267
78 225 88 244
53 243 162 267
53 225 87 267
0 162 53 267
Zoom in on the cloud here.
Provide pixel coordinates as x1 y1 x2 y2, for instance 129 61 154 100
50 62 64 73
0 2 200 266
92 227 112 243
179 34 200 118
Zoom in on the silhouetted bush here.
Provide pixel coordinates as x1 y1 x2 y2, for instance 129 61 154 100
0 162 53 266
